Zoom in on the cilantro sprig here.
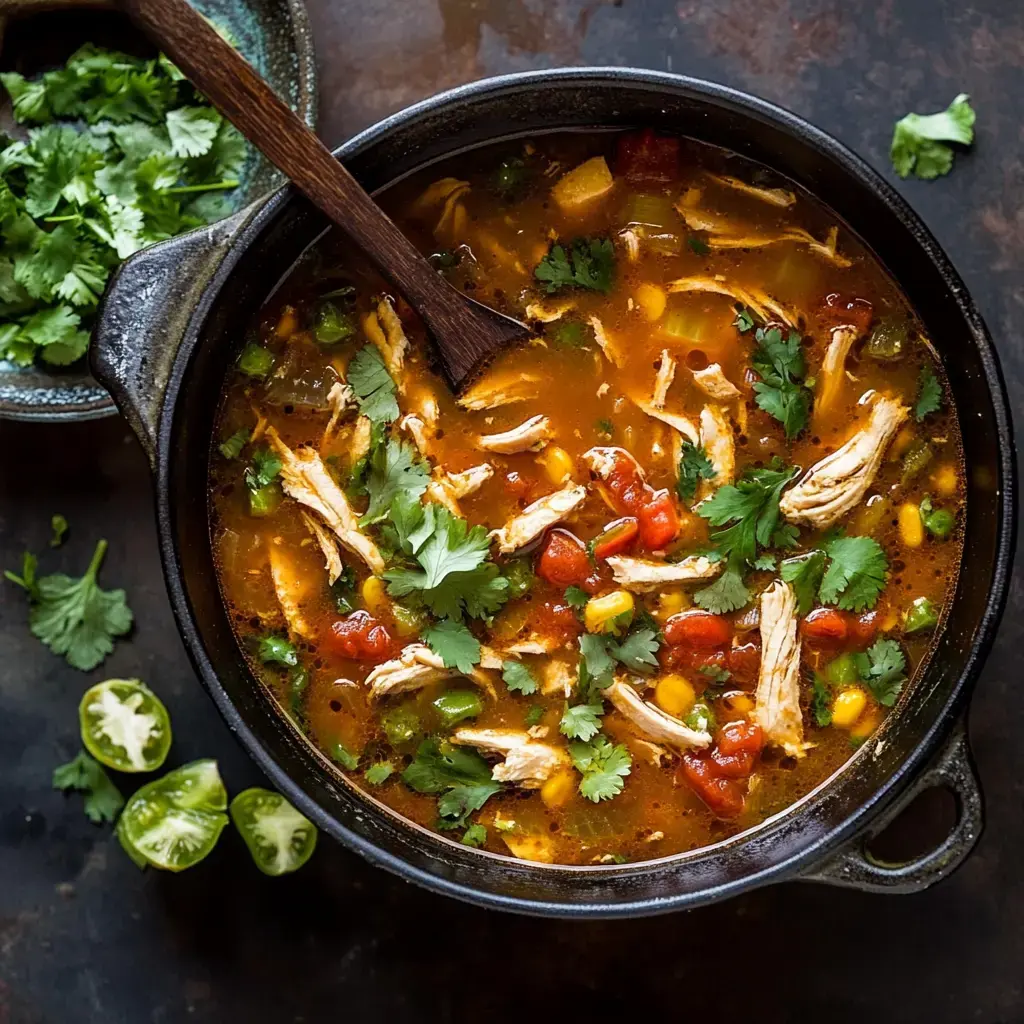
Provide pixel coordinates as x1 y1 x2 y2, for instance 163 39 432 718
423 619 481 674
819 535 889 612
347 345 399 425
676 440 716 502
890 94 976 180
534 237 615 294
914 366 943 421
0 43 248 367
751 327 812 438
360 438 429 525
401 738 501 828
53 750 124 824
569 734 632 802
854 639 907 706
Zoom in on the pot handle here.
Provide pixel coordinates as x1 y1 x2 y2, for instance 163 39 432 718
90 202 259 469
802 720 982 893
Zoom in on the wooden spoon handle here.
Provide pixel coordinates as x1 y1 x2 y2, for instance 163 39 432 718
117 0 484 378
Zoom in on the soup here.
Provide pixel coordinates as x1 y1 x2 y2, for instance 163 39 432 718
208 130 963 866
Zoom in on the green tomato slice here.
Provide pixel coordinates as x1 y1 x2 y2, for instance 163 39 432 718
79 678 172 773
229 787 318 876
117 759 229 872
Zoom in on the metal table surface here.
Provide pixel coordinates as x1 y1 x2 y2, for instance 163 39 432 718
2 1 1022 1020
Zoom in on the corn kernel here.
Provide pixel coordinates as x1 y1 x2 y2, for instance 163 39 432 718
360 575 389 617
831 688 868 729
850 708 881 739
584 590 635 633
275 305 299 340
635 283 667 322
891 425 917 458
654 590 687 621
898 502 925 548
536 445 574 486
722 692 754 715
540 770 575 809
551 156 614 211
655 674 696 717
931 463 958 497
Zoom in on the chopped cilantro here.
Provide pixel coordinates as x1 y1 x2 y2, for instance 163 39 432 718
524 704 545 727
854 638 907 706
751 327 812 438
244 448 282 491
676 440 716 502
5 539 132 670
258 633 298 668
780 549 827 615
423 619 481 674
560 701 604 741
359 439 430 525
612 629 660 674
53 750 124 824
502 659 538 695
218 428 248 460
564 585 589 609
461 823 488 847
578 627 659 686
686 235 710 255
534 237 615 294
549 319 591 348
330 742 359 770
699 664 732 685
596 418 615 438
348 345 399 425
811 673 833 727
569 734 632 803
914 366 943 421
752 553 777 571
733 306 755 332
890 94 976 180
819 535 888 612
364 762 395 785
693 557 751 614
50 514 68 548
403 739 501 829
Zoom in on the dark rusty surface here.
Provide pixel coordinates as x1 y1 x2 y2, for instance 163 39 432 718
1 0 1022 1020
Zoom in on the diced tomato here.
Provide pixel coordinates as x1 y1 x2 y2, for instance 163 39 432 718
848 610 880 649
615 129 681 182
660 645 728 678
800 607 849 646
503 470 536 502
727 639 761 685
326 610 393 662
592 517 639 560
665 610 732 648
537 529 591 587
531 599 582 643
679 754 746 818
710 721 764 778
603 452 648 515
822 292 873 333
637 489 680 549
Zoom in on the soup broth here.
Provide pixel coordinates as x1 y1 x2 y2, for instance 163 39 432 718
208 131 963 865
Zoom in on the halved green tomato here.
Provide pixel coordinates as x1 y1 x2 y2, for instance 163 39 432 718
117 759 229 872
79 678 172 773
229 787 318 876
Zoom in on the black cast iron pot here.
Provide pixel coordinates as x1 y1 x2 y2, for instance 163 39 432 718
90 68 1015 917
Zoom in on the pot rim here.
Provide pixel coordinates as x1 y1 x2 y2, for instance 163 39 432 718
153 67 1016 916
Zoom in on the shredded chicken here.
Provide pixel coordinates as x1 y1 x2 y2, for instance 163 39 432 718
477 414 553 454
300 511 343 586
698 404 735 498
619 227 640 261
755 581 809 757
705 173 796 207
366 644 495 700
322 381 354 441
266 426 384 574
588 316 625 366
412 176 470 242
525 298 575 323
605 554 723 592
459 371 541 411
632 738 669 767
362 297 409 385
267 543 313 639
445 463 494 498
815 325 861 419
631 397 700 444
779 395 909 529
490 483 587 554
606 680 712 750
666 275 799 328
652 349 677 409
709 225 851 267
692 363 741 401
349 416 373 464
506 635 558 656
541 658 575 698
450 728 569 788
400 413 433 456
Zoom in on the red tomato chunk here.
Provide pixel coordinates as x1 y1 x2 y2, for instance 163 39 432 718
327 611 393 663
800 607 849 646
616 128 681 182
601 452 680 551
537 529 591 587
665 610 732 648
679 755 746 818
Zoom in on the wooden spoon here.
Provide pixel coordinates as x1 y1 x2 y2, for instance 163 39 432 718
116 0 532 390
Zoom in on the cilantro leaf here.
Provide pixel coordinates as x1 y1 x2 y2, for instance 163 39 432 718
423 619 481 674
811 673 833 727
331 742 359 770
819 536 888 612
578 633 616 688
564 585 588 609
258 633 298 667
676 440 716 502
437 784 500 829
780 549 827 615
734 306 755 332
244 447 282 491
9 539 132 670
534 237 615 294
402 738 501 827
854 638 907 706
360 438 429 525
697 460 798 564
364 762 395 785
165 107 221 158
569 734 632 802
914 366 943 421
461 822 487 847
53 750 124 824
693 557 751 613
384 505 508 620
524 704 545 727
751 327 812 438
502 659 538 695
218 428 249 460
752 553 777 571
890 94 975 180
560 701 603 741
347 345 399 425
613 628 660 674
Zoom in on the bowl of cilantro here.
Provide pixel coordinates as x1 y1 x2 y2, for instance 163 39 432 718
0 0 316 421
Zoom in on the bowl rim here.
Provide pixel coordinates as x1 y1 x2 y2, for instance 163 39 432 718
155 67 1016 915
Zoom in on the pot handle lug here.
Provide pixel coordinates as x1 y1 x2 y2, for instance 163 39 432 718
90 202 259 469
802 720 982 894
